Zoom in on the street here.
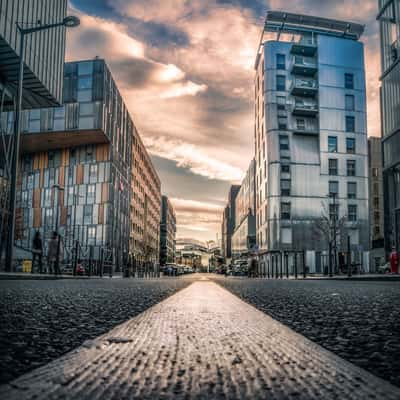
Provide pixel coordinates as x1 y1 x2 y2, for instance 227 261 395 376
0 276 195 384
1 275 399 400
216 276 400 387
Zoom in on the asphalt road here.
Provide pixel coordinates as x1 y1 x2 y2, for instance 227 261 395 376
214 276 400 388
0 276 194 384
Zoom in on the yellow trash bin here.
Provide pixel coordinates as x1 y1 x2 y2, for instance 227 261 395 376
22 260 32 273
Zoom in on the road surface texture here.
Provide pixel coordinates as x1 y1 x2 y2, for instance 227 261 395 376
0 276 194 384
1 277 400 400
215 276 400 388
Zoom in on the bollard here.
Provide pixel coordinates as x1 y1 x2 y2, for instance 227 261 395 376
303 250 306 279
294 253 298 279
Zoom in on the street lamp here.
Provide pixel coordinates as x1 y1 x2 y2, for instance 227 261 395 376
5 16 80 271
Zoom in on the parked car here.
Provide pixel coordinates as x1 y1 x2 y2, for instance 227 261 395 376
76 263 86 276
378 262 391 274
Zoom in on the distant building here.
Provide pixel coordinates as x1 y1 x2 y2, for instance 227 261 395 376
377 1 400 255
254 11 369 273
368 137 385 270
175 238 209 269
232 159 256 259
159 195 176 265
4 59 161 270
221 185 240 261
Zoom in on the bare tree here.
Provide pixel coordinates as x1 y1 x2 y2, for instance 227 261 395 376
312 197 348 275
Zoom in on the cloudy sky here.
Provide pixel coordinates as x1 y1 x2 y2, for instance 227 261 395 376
67 0 381 243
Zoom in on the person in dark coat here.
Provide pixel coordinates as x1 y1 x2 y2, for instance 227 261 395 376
32 230 43 273
47 231 59 275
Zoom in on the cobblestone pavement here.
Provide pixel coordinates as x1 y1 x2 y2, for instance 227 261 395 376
1 278 399 400
214 276 400 387
0 276 195 384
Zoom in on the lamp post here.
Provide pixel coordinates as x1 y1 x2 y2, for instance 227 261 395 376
52 184 64 275
5 16 80 272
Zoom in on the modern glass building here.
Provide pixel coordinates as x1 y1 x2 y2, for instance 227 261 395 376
231 159 256 259
254 12 369 273
159 195 176 265
2 59 161 270
0 0 67 109
221 185 240 261
377 0 400 254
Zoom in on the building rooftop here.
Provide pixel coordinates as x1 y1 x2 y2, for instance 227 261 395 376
264 11 365 40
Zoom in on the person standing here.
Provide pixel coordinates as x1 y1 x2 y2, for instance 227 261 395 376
390 247 399 274
47 232 59 276
31 231 43 273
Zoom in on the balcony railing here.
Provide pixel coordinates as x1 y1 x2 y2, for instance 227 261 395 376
290 78 318 97
292 100 318 116
291 37 317 57
291 56 318 76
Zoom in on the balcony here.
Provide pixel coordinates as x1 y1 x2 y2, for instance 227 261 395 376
292 100 318 117
293 121 319 136
290 38 317 57
290 78 318 97
291 56 318 76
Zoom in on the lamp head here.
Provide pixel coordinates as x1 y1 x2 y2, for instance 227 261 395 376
63 16 80 28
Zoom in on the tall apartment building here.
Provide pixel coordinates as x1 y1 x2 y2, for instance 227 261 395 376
368 137 385 270
377 0 400 254
221 185 240 261
254 12 369 273
2 59 161 269
159 195 176 265
231 159 256 259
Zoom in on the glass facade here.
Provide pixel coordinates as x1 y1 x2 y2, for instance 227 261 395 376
378 0 400 253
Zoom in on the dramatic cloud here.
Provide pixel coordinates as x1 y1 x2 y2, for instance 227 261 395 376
68 0 381 242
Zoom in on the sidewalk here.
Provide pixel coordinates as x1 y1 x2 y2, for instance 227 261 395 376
1 277 399 399
0 272 122 280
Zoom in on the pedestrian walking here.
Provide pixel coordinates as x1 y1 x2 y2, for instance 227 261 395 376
47 232 60 276
31 230 43 273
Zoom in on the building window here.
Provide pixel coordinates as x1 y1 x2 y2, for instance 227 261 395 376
276 75 286 91
328 159 338 175
88 226 96 245
281 164 290 173
89 164 98 182
373 196 380 208
329 181 339 197
279 135 289 150
277 96 286 110
329 204 339 221
345 94 355 111
372 167 379 177
70 148 78 165
28 109 41 133
276 54 286 70
281 179 291 196
345 73 354 89
328 136 337 152
347 182 357 199
87 184 96 204
281 202 291 220
83 205 93 225
374 226 380 236
346 137 355 154
374 211 380 225
345 116 355 132
347 160 356 176
373 182 379 194
348 205 357 222
296 118 305 130
278 116 287 130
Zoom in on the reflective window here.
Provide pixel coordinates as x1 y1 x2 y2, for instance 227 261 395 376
78 61 93 76
345 73 354 89
79 103 94 116
328 136 337 152
281 202 291 220
345 116 355 132
345 94 355 111
276 75 286 91
83 205 93 225
329 181 339 197
348 182 357 199
347 160 356 176
329 204 339 221
78 76 92 90
348 205 357 221
279 135 289 150
77 90 92 102
281 179 291 196
79 116 94 129
277 96 286 110
87 184 96 204
346 137 356 154
276 54 286 70
88 226 96 245
328 159 338 175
